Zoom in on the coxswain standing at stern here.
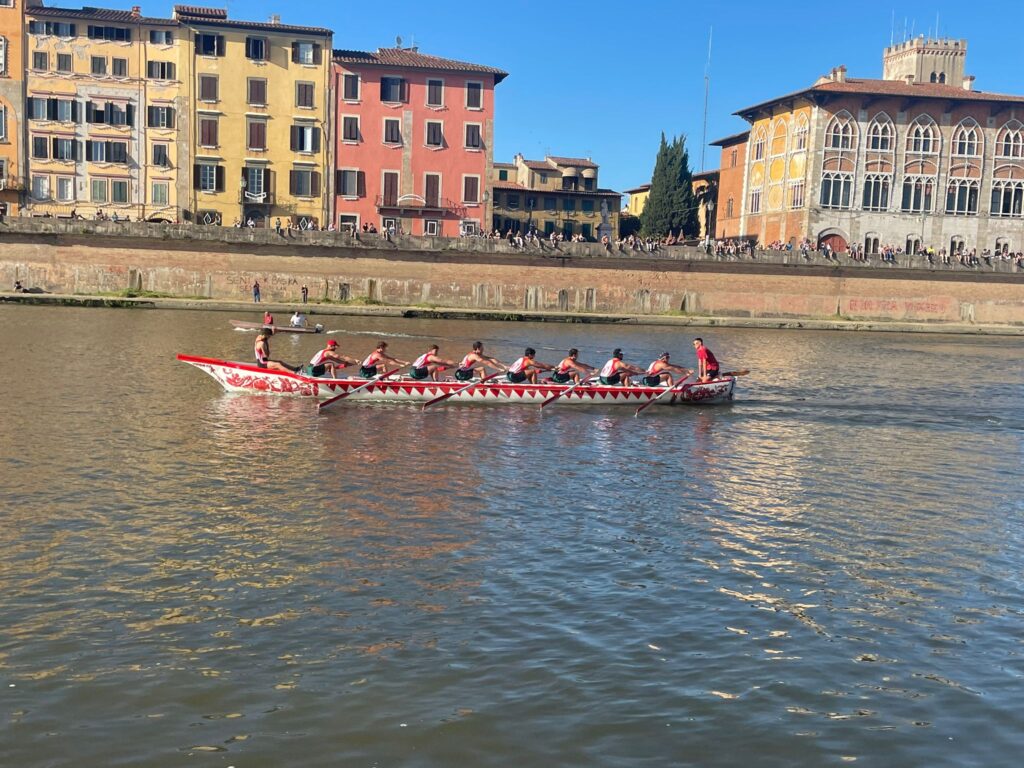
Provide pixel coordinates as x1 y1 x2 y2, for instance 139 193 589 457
643 352 692 387
255 327 301 373
599 348 644 386
359 341 409 378
455 341 506 381
410 345 456 381
507 348 554 384
693 337 721 382
551 348 595 384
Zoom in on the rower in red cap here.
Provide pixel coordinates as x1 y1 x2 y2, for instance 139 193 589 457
307 339 357 378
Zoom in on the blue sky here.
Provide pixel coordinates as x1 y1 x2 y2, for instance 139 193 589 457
56 0 1020 195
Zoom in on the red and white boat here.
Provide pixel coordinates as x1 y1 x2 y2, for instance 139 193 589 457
229 320 324 334
177 354 737 406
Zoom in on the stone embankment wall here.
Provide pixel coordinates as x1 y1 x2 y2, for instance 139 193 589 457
1 219 1022 326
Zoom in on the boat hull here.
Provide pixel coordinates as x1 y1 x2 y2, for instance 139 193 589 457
229 320 322 334
177 354 736 406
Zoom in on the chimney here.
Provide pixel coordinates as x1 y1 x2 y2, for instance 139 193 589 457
829 67 838 81
131 5 141 15
269 14 281 24
963 75 975 91
835 65 847 83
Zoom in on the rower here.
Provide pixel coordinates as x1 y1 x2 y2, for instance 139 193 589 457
410 344 456 381
255 327 301 373
307 339 357 378
598 348 643 386
507 347 554 384
693 338 721 382
454 341 506 381
643 352 692 387
290 310 307 328
551 348 595 384
263 310 274 326
359 341 408 378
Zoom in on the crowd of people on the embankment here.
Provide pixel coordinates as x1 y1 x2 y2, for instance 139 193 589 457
251 319 726 390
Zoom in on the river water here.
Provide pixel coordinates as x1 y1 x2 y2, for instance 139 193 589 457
1 304 1022 767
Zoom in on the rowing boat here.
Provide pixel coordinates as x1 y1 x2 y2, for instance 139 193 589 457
177 354 736 406
229 320 324 334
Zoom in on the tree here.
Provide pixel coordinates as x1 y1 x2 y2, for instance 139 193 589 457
640 134 699 239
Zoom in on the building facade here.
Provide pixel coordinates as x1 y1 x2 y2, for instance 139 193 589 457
331 47 505 236
715 38 1024 255
710 131 748 240
624 173 719 239
22 4 188 220
490 154 620 239
623 183 648 217
0 0 28 216
173 5 331 228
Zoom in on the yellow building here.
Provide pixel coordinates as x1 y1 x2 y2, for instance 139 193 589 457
623 183 649 217
623 175 719 239
1 0 29 215
172 6 332 228
490 154 620 239
24 4 188 220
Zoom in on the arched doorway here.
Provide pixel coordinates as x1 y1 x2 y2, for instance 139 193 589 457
817 228 849 253
243 208 267 228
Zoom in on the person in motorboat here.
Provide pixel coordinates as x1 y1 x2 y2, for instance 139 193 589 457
550 348 595 384
307 339 357 378
263 310 274 326
290 311 307 328
598 348 644 386
359 341 409 378
254 327 301 373
454 341 507 381
409 345 456 381
642 352 692 387
507 348 554 384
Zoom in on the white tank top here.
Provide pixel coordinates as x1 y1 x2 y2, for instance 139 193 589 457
600 358 618 377
459 354 475 369
646 361 661 374
508 357 528 374
413 352 433 368
310 349 330 366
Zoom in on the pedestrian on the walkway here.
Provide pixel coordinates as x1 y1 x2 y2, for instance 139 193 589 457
301 284 309 304
253 280 261 303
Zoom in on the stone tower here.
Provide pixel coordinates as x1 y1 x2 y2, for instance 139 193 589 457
882 37 967 87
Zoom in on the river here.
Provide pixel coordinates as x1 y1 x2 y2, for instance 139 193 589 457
1 304 1022 767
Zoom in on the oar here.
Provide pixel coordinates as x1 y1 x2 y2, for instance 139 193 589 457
539 374 597 410
317 364 410 411
634 373 693 417
422 370 503 410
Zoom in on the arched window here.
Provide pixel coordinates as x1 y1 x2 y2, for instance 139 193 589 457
930 72 938 83
0 36 8 78
949 236 965 255
907 116 939 154
952 120 981 157
901 176 934 213
825 114 856 149
990 180 1024 217
726 197 734 218
770 119 788 157
867 118 893 151
864 234 880 255
751 127 767 161
945 179 979 215
939 73 947 84
794 114 809 151
996 121 1024 158
995 237 1011 254
862 174 890 211
820 171 852 209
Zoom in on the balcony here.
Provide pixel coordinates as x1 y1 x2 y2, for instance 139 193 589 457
239 190 275 205
376 194 465 217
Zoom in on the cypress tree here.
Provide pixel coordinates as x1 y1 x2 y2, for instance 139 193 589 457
640 135 699 239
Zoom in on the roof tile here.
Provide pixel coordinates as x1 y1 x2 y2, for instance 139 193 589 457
333 47 507 83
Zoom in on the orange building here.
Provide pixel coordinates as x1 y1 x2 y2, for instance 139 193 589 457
0 0 28 215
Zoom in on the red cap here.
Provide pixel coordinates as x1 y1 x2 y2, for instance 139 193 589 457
327 339 338 347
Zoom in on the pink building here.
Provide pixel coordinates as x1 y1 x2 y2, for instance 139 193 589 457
331 47 507 236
